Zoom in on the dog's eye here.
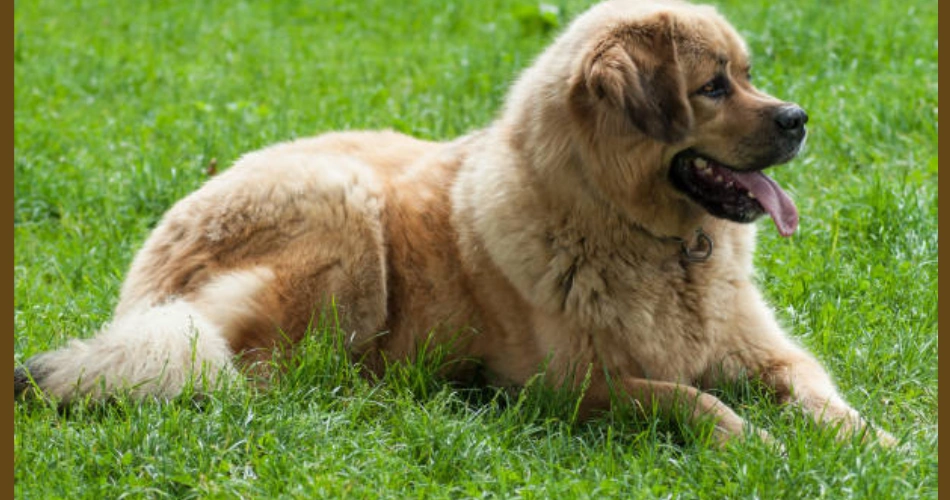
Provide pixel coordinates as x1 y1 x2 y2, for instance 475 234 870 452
696 76 729 98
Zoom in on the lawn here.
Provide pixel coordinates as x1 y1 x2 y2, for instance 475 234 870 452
14 0 937 498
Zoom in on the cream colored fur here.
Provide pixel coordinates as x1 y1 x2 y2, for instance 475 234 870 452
25 299 238 400
16 0 894 447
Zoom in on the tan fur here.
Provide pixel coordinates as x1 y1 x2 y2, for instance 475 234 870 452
17 0 894 447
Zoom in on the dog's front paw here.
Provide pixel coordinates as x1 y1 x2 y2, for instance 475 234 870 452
868 427 898 448
711 423 784 454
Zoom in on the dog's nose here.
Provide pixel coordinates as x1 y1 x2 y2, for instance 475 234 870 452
774 105 808 132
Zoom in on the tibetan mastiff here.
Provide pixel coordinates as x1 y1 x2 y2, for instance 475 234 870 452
15 0 894 446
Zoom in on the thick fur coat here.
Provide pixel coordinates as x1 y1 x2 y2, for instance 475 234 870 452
16 0 894 446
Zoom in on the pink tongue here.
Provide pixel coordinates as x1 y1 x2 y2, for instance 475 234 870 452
732 171 799 237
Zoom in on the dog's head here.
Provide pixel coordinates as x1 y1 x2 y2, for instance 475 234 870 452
566 0 806 237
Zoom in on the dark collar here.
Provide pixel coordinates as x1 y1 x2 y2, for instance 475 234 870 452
630 224 714 264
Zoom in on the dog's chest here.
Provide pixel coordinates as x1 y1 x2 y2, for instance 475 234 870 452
550 248 735 382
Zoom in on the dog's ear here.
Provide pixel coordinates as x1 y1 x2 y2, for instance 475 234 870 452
580 13 693 143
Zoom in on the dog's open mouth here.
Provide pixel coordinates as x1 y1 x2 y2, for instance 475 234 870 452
669 150 798 237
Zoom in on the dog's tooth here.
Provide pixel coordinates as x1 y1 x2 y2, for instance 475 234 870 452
748 192 756 199
715 175 723 182
694 158 708 169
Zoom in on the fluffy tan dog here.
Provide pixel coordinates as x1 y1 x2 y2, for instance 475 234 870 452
16 0 894 446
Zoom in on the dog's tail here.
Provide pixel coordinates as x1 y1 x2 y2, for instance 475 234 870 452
14 299 237 402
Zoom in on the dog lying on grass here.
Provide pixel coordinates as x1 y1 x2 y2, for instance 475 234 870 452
15 0 895 447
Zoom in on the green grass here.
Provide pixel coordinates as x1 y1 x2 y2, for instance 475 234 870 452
14 0 937 498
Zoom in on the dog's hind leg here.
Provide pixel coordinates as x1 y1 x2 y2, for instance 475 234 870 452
15 143 393 402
